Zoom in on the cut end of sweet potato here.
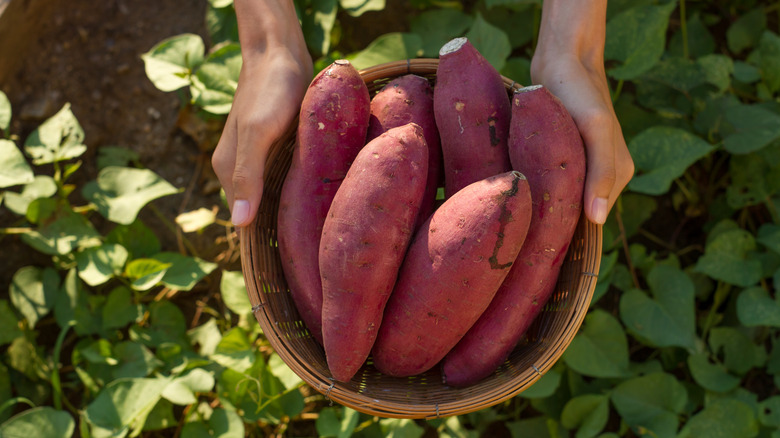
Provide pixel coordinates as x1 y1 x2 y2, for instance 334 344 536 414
514 84 544 94
334 59 351 66
439 37 468 56
510 170 527 180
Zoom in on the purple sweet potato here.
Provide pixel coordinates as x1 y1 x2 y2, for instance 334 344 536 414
371 170 532 378
433 37 512 198
442 84 586 387
319 123 429 382
277 60 370 344
367 74 442 230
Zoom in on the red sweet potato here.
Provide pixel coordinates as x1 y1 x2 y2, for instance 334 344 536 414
367 74 442 230
277 60 370 345
433 37 512 198
442 84 586 387
320 123 429 382
371 170 532 377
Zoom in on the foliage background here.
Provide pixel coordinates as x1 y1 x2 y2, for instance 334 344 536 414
2 0 780 437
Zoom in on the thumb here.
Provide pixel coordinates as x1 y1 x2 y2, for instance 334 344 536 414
578 113 619 225
229 138 268 228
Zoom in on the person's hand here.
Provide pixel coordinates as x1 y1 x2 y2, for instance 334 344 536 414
530 0 634 225
211 0 313 227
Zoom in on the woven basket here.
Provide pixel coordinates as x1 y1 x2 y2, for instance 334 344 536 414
239 58 602 419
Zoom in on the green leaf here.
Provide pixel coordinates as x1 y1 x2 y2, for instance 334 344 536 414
300 0 337 56
76 243 129 286
190 43 242 114
379 418 425 438
188 318 222 356
694 228 763 287
130 300 188 348
627 126 713 195
151 252 217 291
339 0 384 16
347 33 423 70
80 339 118 366
125 258 171 291
210 327 255 372
619 265 697 350
102 286 143 330
106 219 161 258
9 266 59 327
726 153 780 209
604 2 675 80
563 309 631 378
207 2 239 45
737 287 780 327
84 376 170 437
0 90 10 133
82 166 179 225
220 270 250 315
669 13 715 58
0 300 22 346
268 354 303 390
759 30 780 94
3 175 57 216
180 408 244 438
643 57 706 93
698 54 734 93
560 394 609 438
316 406 360 438
54 268 101 336
113 342 164 379
23 103 86 165
0 139 34 188
141 33 205 92
0 407 75 438
465 13 511 72
96 146 140 170
727 8 767 54
678 399 758 438
410 9 473 58
709 327 763 375
176 207 217 233
687 352 741 393
611 372 687 438
501 57 532 87
520 368 562 399
759 396 780 428
142 399 176 432
722 104 780 154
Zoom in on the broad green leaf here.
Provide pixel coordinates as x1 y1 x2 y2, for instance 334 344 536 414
102 286 143 330
125 258 171 291
9 266 59 327
627 126 713 195
80 339 118 366
520 368 562 399
176 207 217 232
150 252 217 291
180 408 244 438
84 376 170 437
3 175 57 216
268 354 303 390
316 406 360 438
161 380 198 406
96 146 140 170
0 90 10 133
141 33 205 92
605 193 657 242
760 30 780 93
737 287 780 327
113 342 163 379
687 352 741 393
220 270 250 316
726 153 780 209
643 57 706 93
0 299 22 346
501 57 532 88
722 104 780 154
563 309 630 378
668 13 715 58
300 0 337 56
734 61 762 83
76 243 129 286
106 219 161 258
465 13 512 72
506 416 567 438
190 43 242 114
604 2 675 80
727 8 766 54
611 372 686 438
0 407 74 438
410 9 473 58
23 103 86 165
142 399 176 432
130 300 188 348
339 0 384 16
210 327 255 372
709 327 764 375
347 33 423 70
678 399 758 438
759 396 780 427
188 318 222 356
82 166 179 225
698 54 734 93
379 418 425 438
759 224 780 255
0 139 34 188
207 2 239 45
694 228 763 287
619 265 697 350
560 394 609 438
54 268 101 336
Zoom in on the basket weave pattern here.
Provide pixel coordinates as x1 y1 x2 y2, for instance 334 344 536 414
239 58 602 419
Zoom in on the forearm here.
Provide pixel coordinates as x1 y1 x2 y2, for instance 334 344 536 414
233 0 307 61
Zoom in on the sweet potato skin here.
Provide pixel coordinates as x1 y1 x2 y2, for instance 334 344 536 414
320 123 429 382
277 60 370 344
367 74 442 230
433 37 512 198
371 170 532 377
442 84 586 387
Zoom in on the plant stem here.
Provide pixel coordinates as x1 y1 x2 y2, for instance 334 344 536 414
0 397 36 417
612 79 624 104
51 321 75 411
680 0 689 59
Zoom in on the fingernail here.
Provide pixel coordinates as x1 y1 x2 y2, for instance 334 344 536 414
231 200 250 226
592 197 608 225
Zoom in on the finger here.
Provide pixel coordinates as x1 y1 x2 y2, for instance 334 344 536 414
212 111 238 210
230 121 270 228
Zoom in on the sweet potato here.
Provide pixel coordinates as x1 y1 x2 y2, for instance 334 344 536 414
371 170 532 377
442 84 586 387
433 37 512 198
367 74 442 230
319 123 429 382
277 60 370 344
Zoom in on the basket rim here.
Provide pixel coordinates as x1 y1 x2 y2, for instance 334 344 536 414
239 57 603 419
